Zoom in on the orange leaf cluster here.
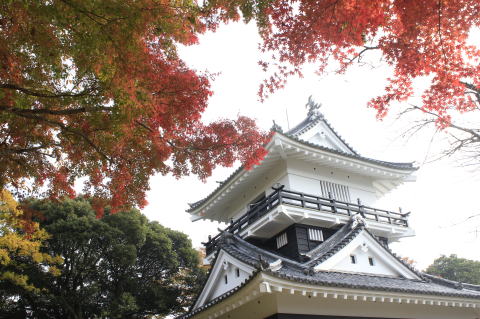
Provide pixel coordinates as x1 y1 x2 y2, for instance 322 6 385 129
0 1 269 215
230 0 480 126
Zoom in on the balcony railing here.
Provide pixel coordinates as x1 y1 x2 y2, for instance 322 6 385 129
203 186 410 255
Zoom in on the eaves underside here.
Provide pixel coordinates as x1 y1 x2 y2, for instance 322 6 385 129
187 133 417 215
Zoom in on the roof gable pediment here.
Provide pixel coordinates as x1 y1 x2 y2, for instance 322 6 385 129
193 249 255 310
312 226 421 280
289 116 357 155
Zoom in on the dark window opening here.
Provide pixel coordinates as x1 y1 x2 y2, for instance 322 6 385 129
236 268 240 277
350 255 356 264
224 275 228 284
368 257 375 266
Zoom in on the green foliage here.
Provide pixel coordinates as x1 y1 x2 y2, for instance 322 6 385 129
1 197 205 318
426 254 480 285
0 189 62 310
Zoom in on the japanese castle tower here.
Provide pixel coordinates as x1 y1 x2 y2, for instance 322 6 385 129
180 100 480 319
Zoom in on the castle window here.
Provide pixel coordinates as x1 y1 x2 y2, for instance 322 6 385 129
320 180 351 202
308 228 324 242
276 232 288 249
368 257 375 266
350 255 356 264
236 268 240 277
224 275 228 284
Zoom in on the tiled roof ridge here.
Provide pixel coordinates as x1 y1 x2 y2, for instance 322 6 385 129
218 220 425 281
286 113 359 156
422 273 480 292
304 221 364 268
287 114 322 136
185 231 305 315
186 132 417 213
176 269 261 319
282 132 417 169
181 230 480 319
222 232 305 269
263 269 480 299
186 246 223 313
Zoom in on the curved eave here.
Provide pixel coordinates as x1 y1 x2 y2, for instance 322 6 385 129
186 137 278 215
277 132 417 172
187 133 417 218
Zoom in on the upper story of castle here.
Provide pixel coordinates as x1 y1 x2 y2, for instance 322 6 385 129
187 99 418 260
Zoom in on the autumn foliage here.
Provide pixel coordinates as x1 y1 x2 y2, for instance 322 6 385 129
212 0 479 127
0 1 269 214
2 0 479 211
0 190 61 292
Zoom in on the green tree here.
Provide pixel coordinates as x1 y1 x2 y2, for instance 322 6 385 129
0 190 62 314
426 254 480 285
1 197 205 318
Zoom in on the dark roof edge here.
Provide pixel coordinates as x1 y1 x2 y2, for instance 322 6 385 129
187 132 417 213
286 113 359 156
177 269 261 319
304 221 364 267
422 273 480 292
263 269 480 300
279 132 418 171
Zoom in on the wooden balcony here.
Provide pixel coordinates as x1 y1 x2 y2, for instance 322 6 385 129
204 186 410 255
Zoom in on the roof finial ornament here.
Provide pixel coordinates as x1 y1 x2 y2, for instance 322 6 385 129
271 120 283 133
350 213 366 229
306 95 323 119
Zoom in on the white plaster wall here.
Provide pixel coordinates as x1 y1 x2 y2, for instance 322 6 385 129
208 265 250 302
333 245 400 277
286 158 377 205
298 121 354 155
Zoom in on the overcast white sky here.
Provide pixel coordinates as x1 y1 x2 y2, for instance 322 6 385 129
142 22 480 269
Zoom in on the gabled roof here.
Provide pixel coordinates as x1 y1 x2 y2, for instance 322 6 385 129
182 220 480 318
278 131 416 170
286 110 358 155
187 110 417 214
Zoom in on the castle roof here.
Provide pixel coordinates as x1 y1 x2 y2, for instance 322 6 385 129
187 110 416 215
179 221 480 319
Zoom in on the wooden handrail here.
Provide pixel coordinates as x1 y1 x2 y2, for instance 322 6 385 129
204 186 410 255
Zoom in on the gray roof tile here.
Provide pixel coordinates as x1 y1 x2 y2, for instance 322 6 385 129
179 227 480 319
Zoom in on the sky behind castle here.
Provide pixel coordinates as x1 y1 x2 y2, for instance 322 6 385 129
143 22 480 269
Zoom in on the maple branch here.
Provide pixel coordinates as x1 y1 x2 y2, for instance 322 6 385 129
1 83 100 99
59 0 110 25
409 105 480 140
0 145 54 155
437 0 448 64
7 111 113 163
461 82 480 105
399 105 480 165
134 120 154 133
1 105 112 116
340 46 379 71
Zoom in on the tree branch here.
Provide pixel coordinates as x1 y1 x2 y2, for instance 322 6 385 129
8 112 113 163
1 83 99 99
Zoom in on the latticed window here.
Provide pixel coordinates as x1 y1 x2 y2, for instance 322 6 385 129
308 228 324 242
276 232 287 249
320 180 351 202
